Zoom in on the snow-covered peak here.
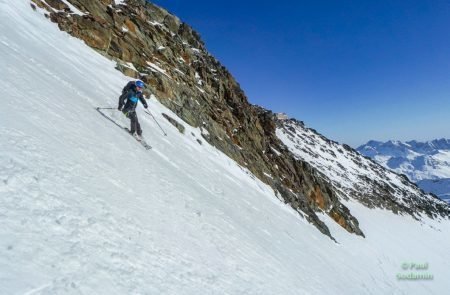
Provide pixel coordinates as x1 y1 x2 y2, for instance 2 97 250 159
357 139 450 181
357 139 450 202
359 138 450 157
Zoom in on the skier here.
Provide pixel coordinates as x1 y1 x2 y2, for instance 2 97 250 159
118 80 148 139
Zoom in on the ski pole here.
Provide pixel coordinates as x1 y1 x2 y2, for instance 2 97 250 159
144 110 167 136
97 107 117 110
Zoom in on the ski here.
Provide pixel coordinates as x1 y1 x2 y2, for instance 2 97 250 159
96 107 152 150
124 127 152 150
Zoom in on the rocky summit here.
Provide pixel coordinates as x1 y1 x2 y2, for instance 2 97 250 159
30 0 449 239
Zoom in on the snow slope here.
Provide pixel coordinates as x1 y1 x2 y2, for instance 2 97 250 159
1 1 450 294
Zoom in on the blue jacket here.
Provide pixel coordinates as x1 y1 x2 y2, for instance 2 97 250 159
118 81 147 112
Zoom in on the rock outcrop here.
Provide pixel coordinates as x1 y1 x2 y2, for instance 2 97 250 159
30 0 449 239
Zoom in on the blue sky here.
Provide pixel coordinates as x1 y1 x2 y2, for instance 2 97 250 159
151 0 450 147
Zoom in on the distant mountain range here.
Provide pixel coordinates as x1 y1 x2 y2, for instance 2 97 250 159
357 139 450 203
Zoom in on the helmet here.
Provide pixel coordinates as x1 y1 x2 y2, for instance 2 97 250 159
135 80 145 88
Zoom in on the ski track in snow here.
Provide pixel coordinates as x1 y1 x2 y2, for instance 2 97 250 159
0 1 450 294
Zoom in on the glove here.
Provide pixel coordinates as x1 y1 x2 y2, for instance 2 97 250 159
144 104 148 109
118 106 122 111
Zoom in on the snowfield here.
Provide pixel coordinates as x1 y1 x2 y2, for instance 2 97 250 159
1 1 450 294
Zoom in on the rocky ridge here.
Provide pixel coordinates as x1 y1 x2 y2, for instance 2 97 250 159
276 119 450 219
29 0 450 239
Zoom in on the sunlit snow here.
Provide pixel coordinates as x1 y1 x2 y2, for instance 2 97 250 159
1 1 449 294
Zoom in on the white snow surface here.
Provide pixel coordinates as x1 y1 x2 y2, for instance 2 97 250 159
114 0 126 6
146 61 171 79
1 1 450 294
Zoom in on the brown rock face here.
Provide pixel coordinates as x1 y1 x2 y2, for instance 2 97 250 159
31 0 447 239
310 186 326 210
45 0 69 10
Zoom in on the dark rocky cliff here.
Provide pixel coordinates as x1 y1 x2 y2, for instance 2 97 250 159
30 0 449 239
